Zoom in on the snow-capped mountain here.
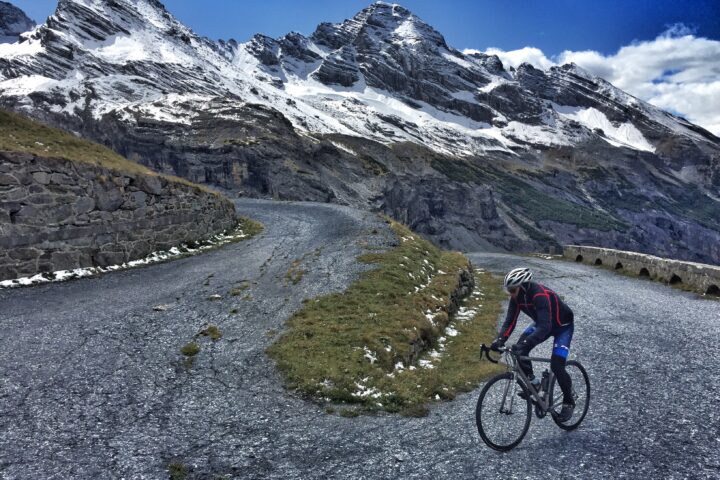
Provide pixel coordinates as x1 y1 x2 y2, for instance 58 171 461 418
0 1 35 43
1 0 720 264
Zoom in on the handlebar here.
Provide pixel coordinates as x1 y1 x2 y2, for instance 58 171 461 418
479 343 505 363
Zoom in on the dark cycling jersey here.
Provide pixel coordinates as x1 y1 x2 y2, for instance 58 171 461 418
499 282 574 350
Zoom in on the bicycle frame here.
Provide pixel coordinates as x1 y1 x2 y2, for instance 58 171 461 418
487 347 564 415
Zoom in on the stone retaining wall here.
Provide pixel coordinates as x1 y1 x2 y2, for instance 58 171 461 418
563 245 720 296
0 151 237 281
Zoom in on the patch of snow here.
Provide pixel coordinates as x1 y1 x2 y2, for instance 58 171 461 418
441 51 474 69
363 346 378 364
419 359 434 369
503 121 571 147
479 78 507 93
449 90 476 102
0 36 43 58
553 104 655 152
393 19 423 45
0 224 249 289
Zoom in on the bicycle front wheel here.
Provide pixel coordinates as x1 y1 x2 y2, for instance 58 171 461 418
475 372 532 451
548 360 590 430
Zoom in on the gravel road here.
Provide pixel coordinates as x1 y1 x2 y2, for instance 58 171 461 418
1 199 719 479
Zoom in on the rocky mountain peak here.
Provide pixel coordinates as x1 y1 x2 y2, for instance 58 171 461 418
0 1 35 43
50 0 180 39
311 2 447 51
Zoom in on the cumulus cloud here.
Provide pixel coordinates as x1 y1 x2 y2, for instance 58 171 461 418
464 24 720 136
465 46 555 70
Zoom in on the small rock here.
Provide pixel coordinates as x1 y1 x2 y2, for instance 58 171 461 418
153 304 170 311
207 294 222 301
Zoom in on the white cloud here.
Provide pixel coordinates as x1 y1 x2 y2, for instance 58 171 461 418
466 46 555 70
464 25 720 136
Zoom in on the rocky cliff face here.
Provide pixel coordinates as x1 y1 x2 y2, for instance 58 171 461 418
0 1 35 43
0 151 237 281
1 0 719 264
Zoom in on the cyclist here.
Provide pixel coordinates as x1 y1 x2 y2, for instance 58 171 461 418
490 267 576 422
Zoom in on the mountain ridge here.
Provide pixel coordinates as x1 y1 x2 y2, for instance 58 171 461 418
1 0 719 264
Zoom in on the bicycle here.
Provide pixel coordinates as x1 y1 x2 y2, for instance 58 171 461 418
475 344 590 451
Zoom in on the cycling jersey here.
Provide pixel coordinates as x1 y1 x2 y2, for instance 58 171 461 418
499 282 574 350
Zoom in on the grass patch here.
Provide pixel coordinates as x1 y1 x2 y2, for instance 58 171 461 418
506 210 562 247
237 216 264 237
229 282 250 296
180 342 200 357
168 461 188 480
198 324 222 341
267 221 505 414
0 108 219 195
285 259 307 285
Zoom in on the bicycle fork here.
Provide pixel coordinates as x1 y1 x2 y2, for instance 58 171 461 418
499 373 518 415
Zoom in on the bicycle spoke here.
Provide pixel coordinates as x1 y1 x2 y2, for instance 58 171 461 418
549 361 590 430
477 374 531 450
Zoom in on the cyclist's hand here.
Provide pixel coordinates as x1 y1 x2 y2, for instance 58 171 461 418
490 337 506 351
510 341 529 355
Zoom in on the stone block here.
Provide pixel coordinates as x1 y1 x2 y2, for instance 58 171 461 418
13 205 41 224
78 251 94 268
125 190 147 208
132 206 149 220
51 251 81 271
74 196 95 214
93 184 124 212
49 173 72 185
127 240 153 259
28 184 46 194
0 173 18 185
8 247 41 262
32 171 50 185
135 175 163 195
45 204 75 225
27 192 56 205
3 186 28 202
0 265 18 281
94 250 127 267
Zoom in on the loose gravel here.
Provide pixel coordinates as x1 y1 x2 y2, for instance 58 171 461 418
1 201 718 479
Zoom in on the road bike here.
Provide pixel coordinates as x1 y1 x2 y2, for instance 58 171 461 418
475 344 590 451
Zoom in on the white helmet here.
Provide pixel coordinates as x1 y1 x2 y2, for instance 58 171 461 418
504 267 533 289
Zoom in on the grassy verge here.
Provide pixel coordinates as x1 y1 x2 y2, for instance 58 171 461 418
237 216 264 237
267 221 505 415
0 108 217 195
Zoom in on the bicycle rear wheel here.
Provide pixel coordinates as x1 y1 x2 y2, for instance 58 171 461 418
476 372 532 451
548 360 590 430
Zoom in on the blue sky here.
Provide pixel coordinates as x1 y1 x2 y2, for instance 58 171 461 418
13 0 720 55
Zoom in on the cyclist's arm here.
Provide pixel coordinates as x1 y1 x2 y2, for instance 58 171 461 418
521 294 552 348
498 297 520 340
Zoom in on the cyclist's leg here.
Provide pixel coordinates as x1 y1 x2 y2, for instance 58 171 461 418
551 323 574 403
517 325 536 380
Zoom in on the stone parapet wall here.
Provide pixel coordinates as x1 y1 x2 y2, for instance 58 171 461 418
0 151 237 281
563 245 720 296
